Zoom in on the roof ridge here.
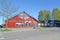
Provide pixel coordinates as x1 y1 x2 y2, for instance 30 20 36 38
5 11 39 22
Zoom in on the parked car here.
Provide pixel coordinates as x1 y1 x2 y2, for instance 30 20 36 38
47 20 60 27
0 25 3 28
40 23 46 27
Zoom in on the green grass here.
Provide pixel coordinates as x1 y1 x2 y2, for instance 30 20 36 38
37 27 46 31
1 29 11 32
37 27 57 31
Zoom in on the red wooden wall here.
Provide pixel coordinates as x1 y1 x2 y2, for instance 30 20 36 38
5 15 38 28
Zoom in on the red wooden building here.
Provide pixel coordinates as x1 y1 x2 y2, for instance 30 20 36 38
5 11 39 28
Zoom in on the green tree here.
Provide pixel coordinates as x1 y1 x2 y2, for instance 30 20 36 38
52 8 60 20
38 10 50 23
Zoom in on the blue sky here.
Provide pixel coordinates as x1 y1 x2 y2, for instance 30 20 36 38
0 0 60 24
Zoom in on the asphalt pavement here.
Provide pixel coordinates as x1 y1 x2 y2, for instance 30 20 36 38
0 28 60 40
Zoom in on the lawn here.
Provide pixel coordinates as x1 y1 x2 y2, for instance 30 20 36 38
0 29 11 32
37 27 57 31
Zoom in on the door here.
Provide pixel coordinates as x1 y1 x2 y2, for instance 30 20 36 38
33 23 37 29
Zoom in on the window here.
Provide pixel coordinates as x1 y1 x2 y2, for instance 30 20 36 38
16 23 24 27
25 22 30 26
16 23 21 26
